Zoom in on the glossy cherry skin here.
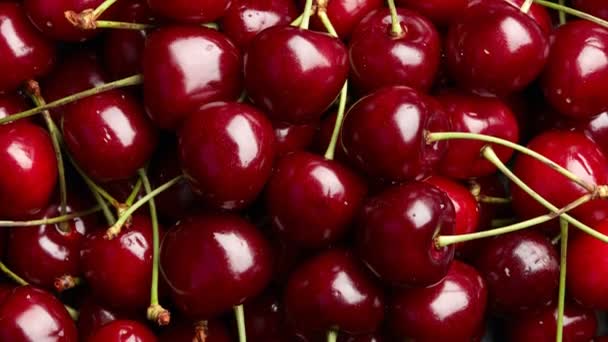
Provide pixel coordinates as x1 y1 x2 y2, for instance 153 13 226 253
511 131 608 232
272 121 317 158
221 0 298 50
80 215 156 312
542 21 608 119
77 298 128 341
473 230 559 315
349 8 441 95
144 26 242 130
390 261 487 341
62 89 158 182
245 291 289 341
159 320 231 342
341 86 450 182
284 249 385 335
445 1 549 96
147 0 230 23
179 101 275 210
0 3 55 93
395 0 467 27
356 181 456 287
89 320 156 342
573 0 608 21
0 93 29 120
244 26 348 124
0 121 57 219
501 0 553 34
0 286 77 341
265 151 367 248
505 302 598 342
309 0 383 39
160 214 272 320
436 92 520 179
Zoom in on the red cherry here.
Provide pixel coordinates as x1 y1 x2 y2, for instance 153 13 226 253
349 7 441 94
272 121 318 158
179 101 275 211
159 320 231 342
573 0 608 21
341 86 449 181
501 0 553 34
0 3 55 92
436 92 520 179
0 121 57 219
80 215 157 312
147 0 230 23
445 1 549 96
390 261 487 341
473 230 559 315
394 0 468 27
89 320 156 342
221 0 298 50
244 291 289 341
62 90 159 182
160 214 272 319
284 249 385 335
0 283 15 305
356 181 456 287
0 286 77 341
244 26 348 123
309 0 383 39
0 93 29 120
314 111 349 163
77 298 130 341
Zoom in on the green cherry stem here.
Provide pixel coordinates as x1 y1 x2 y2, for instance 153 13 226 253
291 13 304 26
556 218 568 342
558 0 566 24
387 0 404 37
139 169 170 326
317 9 338 37
125 178 143 207
521 0 534 13
89 0 119 18
324 81 348 160
54 275 82 292
202 22 219 30
533 0 608 28
93 20 153 30
234 304 247 342
300 0 315 30
478 195 512 204
327 329 338 342
0 206 100 227
0 261 27 286
64 0 120 30
0 74 143 126
491 217 518 228
65 151 120 211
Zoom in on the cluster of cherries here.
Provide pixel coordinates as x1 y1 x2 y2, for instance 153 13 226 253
3 0 608 341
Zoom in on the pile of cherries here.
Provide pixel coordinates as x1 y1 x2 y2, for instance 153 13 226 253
3 0 608 340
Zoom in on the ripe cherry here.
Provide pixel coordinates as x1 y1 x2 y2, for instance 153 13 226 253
501 0 553 34
0 93 29 120
88 320 156 342
272 121 318 158
309 0 383 40
159 319 231 342
394 0 467 27
573 0 608 20
244 291 289 341
147 0 230 23
77 297 130 341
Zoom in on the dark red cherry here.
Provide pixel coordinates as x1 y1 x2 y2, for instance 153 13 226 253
284 249 385 335
573 0 608 21
0 121 57 219
309 0 383 39
89 320 156 342
568 111 608 157
542 20 608 119
77 298 129 341
159 319 231 342
341 86 449 181
272 121 317 158
0 93 29 120
390 261 487 341
394 0 467 27
501 0 553 34
314 111 349 163
244 25 348 123
265 151 367 248
505 302 598 342
143 26 242 130
445 1 549 96
0 283 15 304
473 230 559 315
0 3 55 92
349 7 441 94
221 0 298 50
147 0 230 23
245 291 288 341
356 181 456 287
179 101 275 210
0 286 77 341
62 89 159 182
80 215 156 312
436 92 520 179
160 213 272 319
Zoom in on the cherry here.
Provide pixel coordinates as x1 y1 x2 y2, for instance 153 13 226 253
143 26 242 130
501 0 553 34
473 230 559 315
348 7 441 95
445 0 549 96
315 111 349 163
341 86 450 182
0 3 55 93
147 0 230 23
272 121 318 158
244 25 348 124
0 286 77 341
61 89 159 183
179 101 275 211
265 151 367 248
504 302 598 342
309 0 383 40
390 261 487 341
394 0 468 27
573 0 608 21
356 181 456 287
541 20 608 119
0 93 29 120
221 0 298 50
284 249 385 335
565 111 608 157
88 320 156 342
436 92 520 179
160 213 272 319
159 319 231 342
77 297 130 341
0 121 57 219
244 291 288 341
80 215 157 312
0 283 15 304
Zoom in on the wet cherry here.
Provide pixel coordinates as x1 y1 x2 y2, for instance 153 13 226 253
88 320 156 342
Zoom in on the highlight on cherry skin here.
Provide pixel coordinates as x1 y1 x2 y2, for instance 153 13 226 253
3 0 608 341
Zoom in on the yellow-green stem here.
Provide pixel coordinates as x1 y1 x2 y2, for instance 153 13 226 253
95 20 153 30
317 10 338 37
300 0 314 29
324 81 348 160
65 152 120 210
291 13 303 26
556 218 568 342
0 206 100 227
235 304 247 342
478 195 512 204
91 0 119 18
0 261 26 286
387 0 403 37
327 329 338 342
558 0 566 24
521 0 534 13
125 178 143 207
534 0 608 28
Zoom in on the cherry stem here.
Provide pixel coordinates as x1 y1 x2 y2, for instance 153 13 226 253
65 151 120 210
194 321 208 342
54 275 82 292
327 329 338 342
387 0 404 37
291 13 303 27
140 169 170 326
65 306 79 321
0 74 143 126
478 195 512 204
521 0 534 13
0 206 100 227
491 217 518 227
94 20 153 30
234 304 247 342
482 146 608 243
325 82 348 160
91 0 119 18
300 0 314 30
125 178 142 207
105 175 183 239
426 132 595 193
202 22 219 30
0 261 26 286
317 10 338 37
556 218 568 342
558 0 566 24
533 0 608 28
